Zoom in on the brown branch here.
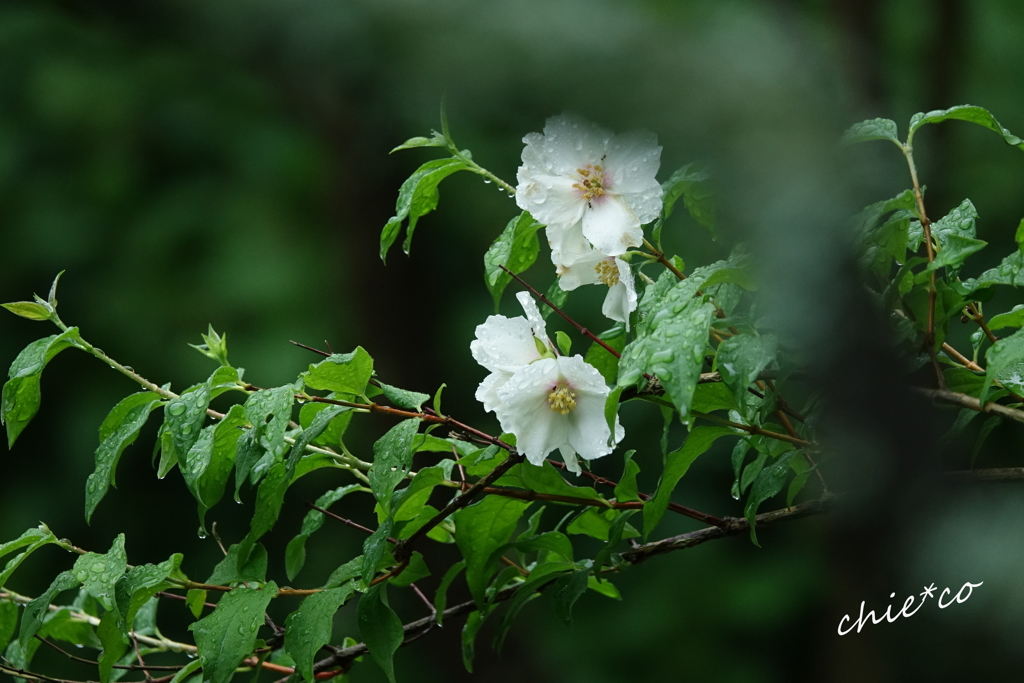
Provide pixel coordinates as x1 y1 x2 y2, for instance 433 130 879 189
34 636 184 672
306 502 399 544
622 493 836 563
289 340 333 357
498 264 623 360
690 410 812 447
912 387 1024 425
964 303 999 345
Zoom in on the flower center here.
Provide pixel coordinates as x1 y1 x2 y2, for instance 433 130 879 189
572 165 607 201
547 382 577 415
594 259 620 287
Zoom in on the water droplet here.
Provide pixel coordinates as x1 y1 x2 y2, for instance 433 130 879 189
182 424 193 435
168 402 187 416
75 570 89 581
91 562 106 572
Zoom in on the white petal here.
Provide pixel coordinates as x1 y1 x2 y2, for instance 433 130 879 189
537 113 611 170
515 172 587 230
567 390 621 461
475 371 511 414
601 260 638 329
619 186 664 226
603 129 662 195
547 222 592 269
558 445 581 475
554 355 610 395
515 291 550 346
470 315 542 374
494 359 568 466
582 195 644 256
557 249 604 291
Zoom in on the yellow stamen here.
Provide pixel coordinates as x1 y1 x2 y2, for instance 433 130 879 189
547 383 577 415
594 260 620 287
573 165 607 201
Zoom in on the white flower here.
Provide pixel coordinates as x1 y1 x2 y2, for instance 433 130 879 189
556 245 638 330
471 292 551 413
516 113 663 257
493 355 623 474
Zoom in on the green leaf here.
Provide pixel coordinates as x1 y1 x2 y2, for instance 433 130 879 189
483 211 544 309
455 496 531 606
618 271 717 416
461 609 488 673
644 427 735 538
235 385 295 498
594 509 637 577
516 530 575 562
189 583 278 683
908 200 986 276
744 451 798 546
186 589 207 618
304 348 373 395
389 550 431 588
786 456 811 507
86 393 163 523
981 327 1024 403
541 278 569 320
434 561 465 625
1 302 52 321
20 571 80 647
0 525 59 589
613 450 641 503
72 534 128 611
584 328 626 384
195 404 247 532
392 465 446 523
377 382 430 413
943 367 985 396
286 484 363 581
691 382 737 414
207 543 268 585
361 518 395 585
909 105 1024 150
370 418 422 514
587 574 621 599
716 333 777 408
989 304 1024 331
114 554 183 632
169 659 203 683
842 118 900 146
390 134 445 153
653 164 715 241
285 582 357 683
380 158 468 262
961 251 1024 292
286 404 351 479
566 508 637 542
0 601 17 652
508 460 604 502
551 568 590 625
97 610 128 683
492 563 571 652
357 583 404 683
2 328 84 447
163 384 212 466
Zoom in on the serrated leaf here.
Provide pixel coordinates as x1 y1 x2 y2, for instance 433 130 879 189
483 212 543 309
455 496 531 606
186 589 207 618
461 609 488 673
618 270 717 416
234 386 295 498
2 328 84 447
192 404 246 533
981 327 1024 403
378 382 430 412
72 534 128 610
163 384 211 467
86 393 163 522
988 304 1024 331
206 543 268 585
653 164 715 242
285 582 357 683
97 610 128 683
716 333 777 408
909 105 1024 150
304 348 373 395
691 382 737 414
361 518 394 585
189 583 278 683
960 251 1024 293
19 571 80 647
842 118 900 146
380 158 468 262
370 418 421 514
114 554 182 633
285 404 351 480
357 583 404 683
744 451 798 546
644 427 735 538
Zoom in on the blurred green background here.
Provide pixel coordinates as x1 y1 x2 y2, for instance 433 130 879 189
3 0 1024 681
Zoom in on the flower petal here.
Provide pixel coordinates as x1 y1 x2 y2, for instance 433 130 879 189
558 445 581 475
556 250 604 291
471 315 543 374
603 129 662 195
475 371 511 414
601 259 638 329
581 195 643 256
515 292 550 346
494 359 568 466
515 172 587 230
547 222 593 269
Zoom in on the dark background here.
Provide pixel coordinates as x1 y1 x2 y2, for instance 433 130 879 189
3 1 1024 681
